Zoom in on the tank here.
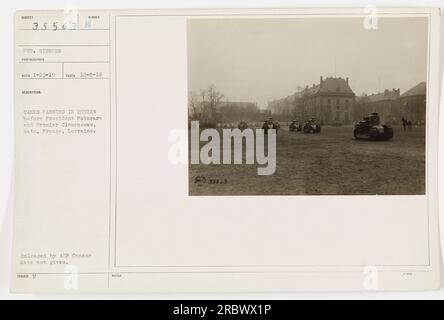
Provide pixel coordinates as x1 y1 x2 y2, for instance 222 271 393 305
353 113 393 141
238 121 248 130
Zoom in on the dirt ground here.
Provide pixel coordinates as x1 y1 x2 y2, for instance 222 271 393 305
189 125 425 195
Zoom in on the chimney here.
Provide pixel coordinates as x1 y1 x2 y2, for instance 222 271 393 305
320 76 323 86
346 77 349 84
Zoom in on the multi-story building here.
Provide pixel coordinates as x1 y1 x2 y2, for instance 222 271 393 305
300 76 356 124
355 89 401 124
268 78 426 125
267 92 302 119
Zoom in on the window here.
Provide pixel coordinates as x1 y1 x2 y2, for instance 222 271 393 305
337 99 340 104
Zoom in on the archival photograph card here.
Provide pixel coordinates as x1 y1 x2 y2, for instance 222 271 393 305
11 7 441 293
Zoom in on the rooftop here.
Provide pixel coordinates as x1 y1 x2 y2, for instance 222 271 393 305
365 89 400 102
302 76 355 97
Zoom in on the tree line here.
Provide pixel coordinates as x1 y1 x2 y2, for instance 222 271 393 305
188 85 268 128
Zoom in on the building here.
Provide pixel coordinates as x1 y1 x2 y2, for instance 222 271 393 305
398 82 426 125
268 76 356 125
267 92 302 119
355 89 401 124
301 76 356 124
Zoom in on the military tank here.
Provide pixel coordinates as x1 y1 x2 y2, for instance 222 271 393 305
353 113 393 141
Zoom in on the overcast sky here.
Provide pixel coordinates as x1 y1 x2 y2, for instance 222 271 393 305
188 17 428 109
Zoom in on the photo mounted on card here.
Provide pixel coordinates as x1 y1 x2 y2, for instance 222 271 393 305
11 7 440 293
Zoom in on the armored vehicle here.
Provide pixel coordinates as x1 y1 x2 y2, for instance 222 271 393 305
354 113 393 141
303 118 321 133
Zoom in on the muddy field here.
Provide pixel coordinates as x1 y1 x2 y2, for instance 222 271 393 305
189 125 425 195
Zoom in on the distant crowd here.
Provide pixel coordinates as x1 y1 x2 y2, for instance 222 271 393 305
401 117 413 131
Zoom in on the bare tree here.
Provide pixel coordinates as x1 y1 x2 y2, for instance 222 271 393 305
190 85 245 127
188 91 201 120
193 85 224 127
207 85 224 107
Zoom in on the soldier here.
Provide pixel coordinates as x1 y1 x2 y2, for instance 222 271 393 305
273 121 279 134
